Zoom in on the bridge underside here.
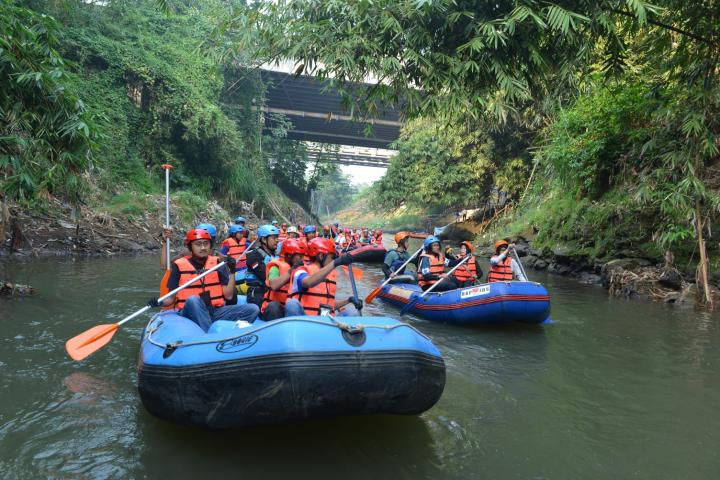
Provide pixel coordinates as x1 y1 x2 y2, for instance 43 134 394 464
261 70 401 150
305 147 392 168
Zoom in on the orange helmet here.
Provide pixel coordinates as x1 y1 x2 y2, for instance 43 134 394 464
461 241 474 253
185 228 212 247
394 231 410 244
280 238 307 257
495 240 509 251
307 237 336 257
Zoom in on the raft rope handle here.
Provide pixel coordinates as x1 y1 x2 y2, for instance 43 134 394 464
145 314 422 350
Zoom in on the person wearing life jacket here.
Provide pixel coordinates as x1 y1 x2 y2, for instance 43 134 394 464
417 236 459 292
322 225 331 238
234 216 250 239
301 225 318 264
374 229 383 244
489 240 527 282
220 225 247 267
278 223 288 242
382 231 416 282
449 241 483 287
151 228 259 331
261 238 307 320
244 225 280 307
335 227 350 249
160 222 217 270
288 237 361 316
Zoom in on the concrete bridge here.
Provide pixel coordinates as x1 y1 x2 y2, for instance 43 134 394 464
261 68 401 166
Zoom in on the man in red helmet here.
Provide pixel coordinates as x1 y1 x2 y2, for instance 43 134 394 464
261 238 307 320
151 228 259 331
288 237 361 316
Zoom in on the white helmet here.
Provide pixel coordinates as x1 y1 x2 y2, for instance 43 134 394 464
287 226 298 234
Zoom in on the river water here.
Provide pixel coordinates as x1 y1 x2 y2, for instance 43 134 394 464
1 246 719 479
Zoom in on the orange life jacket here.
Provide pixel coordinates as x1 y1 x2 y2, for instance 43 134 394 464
261 259 291 313
222 236 247 268
488 256 514 282
173 256 225 310
417 252 446 288
454 255 479 283
278 229 288 242
288 263 337 315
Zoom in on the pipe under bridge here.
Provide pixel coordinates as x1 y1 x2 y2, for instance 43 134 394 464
261 69 402 158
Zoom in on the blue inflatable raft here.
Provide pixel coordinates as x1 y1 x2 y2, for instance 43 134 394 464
137 311 446 429
377 281 551 325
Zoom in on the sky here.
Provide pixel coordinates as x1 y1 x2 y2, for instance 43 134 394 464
340 164 387 186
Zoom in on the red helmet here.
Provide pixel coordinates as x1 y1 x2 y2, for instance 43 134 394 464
324 224 330 230
185 228 212 247
280 238 307 257
307 237 336 257
282 223 287 228
344 228 351 234
375 229 382 236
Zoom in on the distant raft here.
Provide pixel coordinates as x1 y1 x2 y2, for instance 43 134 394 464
138 312 446 429
378 281 551 325
345 244 387 263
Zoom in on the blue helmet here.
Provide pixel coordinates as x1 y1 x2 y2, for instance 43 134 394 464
229 225 244 235
423 235 441 250
303 225 316 234
233 216 246 224
195 223 217 240
258 224 280 238
271 220 278 226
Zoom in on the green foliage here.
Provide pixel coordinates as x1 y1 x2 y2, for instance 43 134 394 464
0 0 96 201
542 84 654 199
234 0 655 122
313 169 358 217
372 117 529 210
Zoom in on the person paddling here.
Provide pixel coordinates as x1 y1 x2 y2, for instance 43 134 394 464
489 240 527 282
151 228 259 332
417 236 459 292
261 238 307 320
449 241 482 287
288 237 361 316
244 224 280 307
382 231 415 281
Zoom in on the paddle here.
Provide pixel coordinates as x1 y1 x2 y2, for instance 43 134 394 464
347 263 362 314
365 247 423 304
159 164 173 296
65 260 227 361
511 246 529 281
399 254 471 317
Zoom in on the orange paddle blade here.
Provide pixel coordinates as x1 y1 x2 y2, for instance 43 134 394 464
342 265 363 280
365 286 382 304
65 324 119 361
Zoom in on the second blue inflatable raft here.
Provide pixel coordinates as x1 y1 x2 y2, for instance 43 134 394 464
378 281 551 325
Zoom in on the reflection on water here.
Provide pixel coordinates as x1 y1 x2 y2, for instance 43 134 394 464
1 252 719 479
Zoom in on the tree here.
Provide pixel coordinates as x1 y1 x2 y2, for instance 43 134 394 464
0 0 95 201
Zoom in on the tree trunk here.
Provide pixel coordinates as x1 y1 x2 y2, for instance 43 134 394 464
695 203 713 307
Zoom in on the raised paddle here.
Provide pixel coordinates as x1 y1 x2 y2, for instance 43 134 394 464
399 254 471 317
159 163 173 297
511 246 529 281
66 260 227 361
365 246 423 304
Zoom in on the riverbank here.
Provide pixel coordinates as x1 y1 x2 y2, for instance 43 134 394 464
0 191 314 259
